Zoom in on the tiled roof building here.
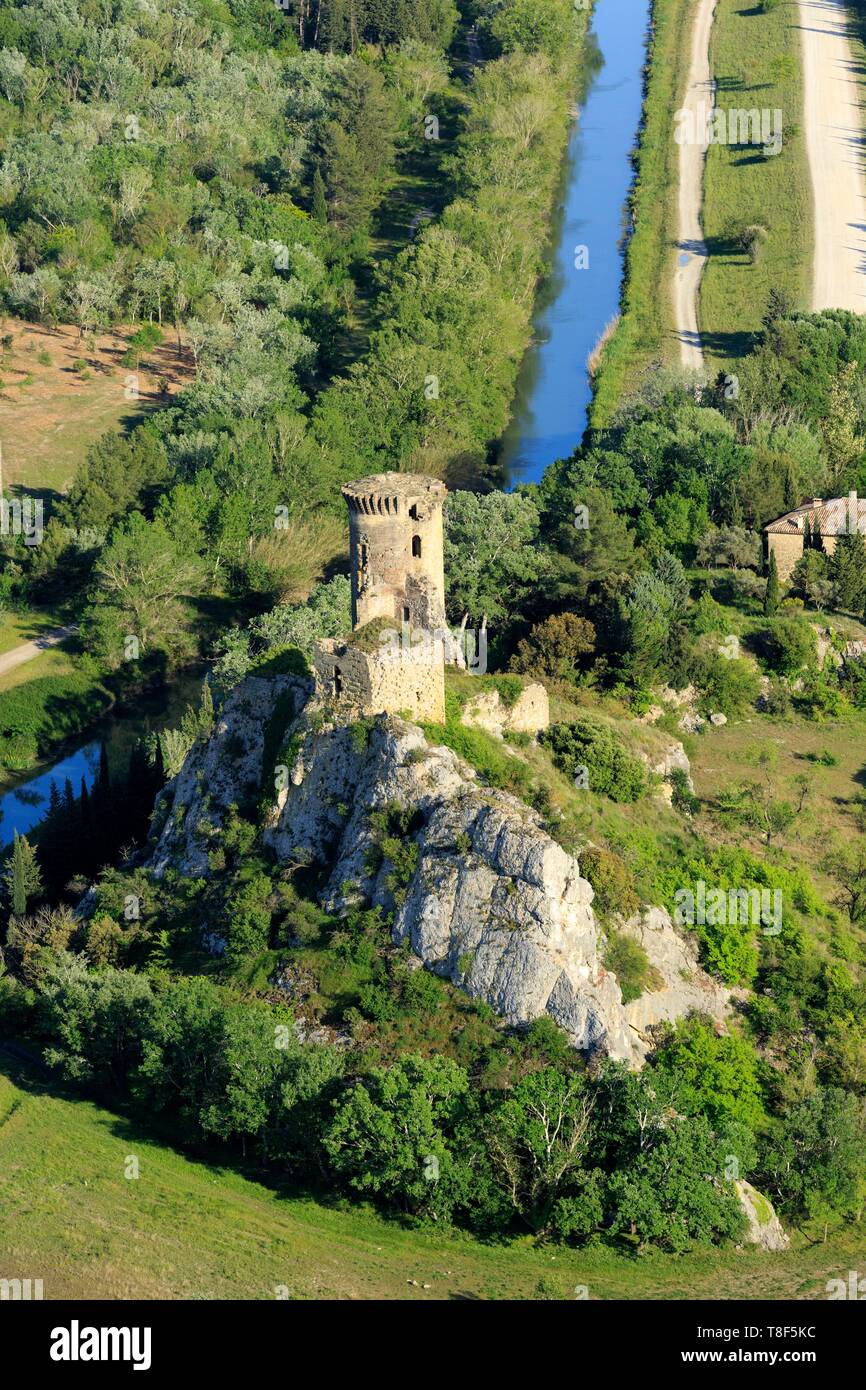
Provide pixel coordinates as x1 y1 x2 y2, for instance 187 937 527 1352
763 491 864 580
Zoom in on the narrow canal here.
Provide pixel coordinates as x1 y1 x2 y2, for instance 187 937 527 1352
498 0 653 487
0 670 204 846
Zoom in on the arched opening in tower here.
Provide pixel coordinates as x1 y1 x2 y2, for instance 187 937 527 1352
412 534 422 559
333 667 343 697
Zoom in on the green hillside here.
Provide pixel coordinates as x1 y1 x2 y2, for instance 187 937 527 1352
0 1060 861 1301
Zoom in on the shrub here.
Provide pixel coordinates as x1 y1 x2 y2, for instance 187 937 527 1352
794 668 843 718
692 652 761 716
604 930 655 1003
541 718 647 802
509 613 596 681
652 1017 765 1130
691 591 729 635
580 846 640 918
762 617 817 675
670 767 700 816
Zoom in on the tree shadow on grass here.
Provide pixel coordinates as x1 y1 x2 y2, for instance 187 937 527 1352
699 328 761 360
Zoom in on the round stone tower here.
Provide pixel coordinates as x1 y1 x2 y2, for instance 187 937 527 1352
342 472 447 633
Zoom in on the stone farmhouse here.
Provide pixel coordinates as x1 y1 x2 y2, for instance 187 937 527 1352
763 490 866 581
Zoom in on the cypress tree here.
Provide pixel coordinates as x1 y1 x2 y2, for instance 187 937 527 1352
764 550 781 616
199 678 215 735
7 830 42 918
831 529 866 612
312 165 328 224
784 468 798 511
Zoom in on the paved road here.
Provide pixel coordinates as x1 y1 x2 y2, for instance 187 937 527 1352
800 0 866 312
0 625 77 679
674 0 717 371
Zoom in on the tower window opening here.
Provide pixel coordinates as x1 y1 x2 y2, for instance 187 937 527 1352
412 534 422 558
409 504 418 520
402 606 410 623
333 667 343 697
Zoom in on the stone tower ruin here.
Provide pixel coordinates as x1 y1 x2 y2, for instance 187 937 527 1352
313 472 448 724
343 473 448 632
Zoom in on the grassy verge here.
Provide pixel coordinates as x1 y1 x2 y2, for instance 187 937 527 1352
0 609 64 657
0 1059 860 1300
0 646 113 789
699 0 811 367
590 0 695 423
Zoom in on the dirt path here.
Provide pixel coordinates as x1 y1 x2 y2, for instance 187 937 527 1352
674 0 717 371
800 0 866 312
0 626 77 679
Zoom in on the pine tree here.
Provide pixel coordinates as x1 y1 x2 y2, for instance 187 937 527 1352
6 830 42 918
764 550 781 616
312 165 328 224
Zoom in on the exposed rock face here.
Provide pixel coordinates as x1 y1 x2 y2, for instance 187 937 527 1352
638 737 693 788
150 674 311 878
621 907 730 1043
460 682 549 737
735 1180 789 1252
148 674 730 1066
266 715 637 1060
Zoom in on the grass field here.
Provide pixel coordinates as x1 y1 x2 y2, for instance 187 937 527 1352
0 1058 861 1301
700 0 812 367
0 610 63 658
590 0 695 423
0 641 79 697
0 321 194 499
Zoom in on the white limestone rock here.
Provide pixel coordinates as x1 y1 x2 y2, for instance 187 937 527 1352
147 675 730 1066
621 906 730 1042
460 682 549 737
735 1180 789 1252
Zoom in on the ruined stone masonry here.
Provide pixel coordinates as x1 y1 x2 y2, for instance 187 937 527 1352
313 472 448 723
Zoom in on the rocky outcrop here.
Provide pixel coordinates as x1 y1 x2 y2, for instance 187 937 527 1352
149 673 311 878
621 907 730 1043
637 736 693 789
266 715 638 1060
460 682 549 737
735 1181 789 1252
148 674 730 1066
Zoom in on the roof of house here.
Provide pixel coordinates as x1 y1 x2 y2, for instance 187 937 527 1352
763 497 866 537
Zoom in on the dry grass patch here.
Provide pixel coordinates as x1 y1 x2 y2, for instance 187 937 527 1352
0 320 195 497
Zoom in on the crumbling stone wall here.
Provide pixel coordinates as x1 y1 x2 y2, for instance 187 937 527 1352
314 635 445 724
